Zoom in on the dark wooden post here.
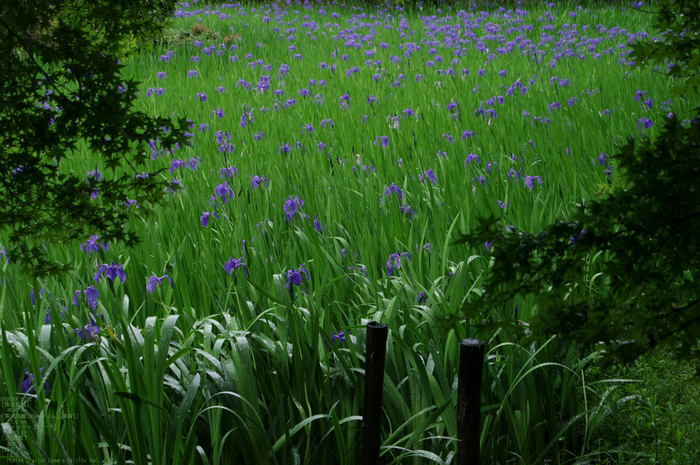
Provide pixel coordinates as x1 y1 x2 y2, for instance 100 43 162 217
457 338 485 465
362 321 388 465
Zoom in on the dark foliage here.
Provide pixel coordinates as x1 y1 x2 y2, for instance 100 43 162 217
0 0 189 279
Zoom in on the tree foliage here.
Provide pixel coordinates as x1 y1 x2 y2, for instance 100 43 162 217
448 0 700 376
0 0 188 279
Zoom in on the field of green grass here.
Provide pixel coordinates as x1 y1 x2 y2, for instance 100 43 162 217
2 0 699 463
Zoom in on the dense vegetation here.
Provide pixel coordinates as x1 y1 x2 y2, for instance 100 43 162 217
1 0 699 463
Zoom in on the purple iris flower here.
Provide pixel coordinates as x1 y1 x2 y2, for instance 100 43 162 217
549 102 561 113
368 95 377 104
524 175 543 190
279 143 291 154
73 286 100 310
214 181 234 204
387 115 400 129
240 111 255 127
302 123 315 134
81 235 109 256
331 329 351 343
286 264 310 289
418 291 428 304
196 92 207 102
147 274 174 293
224 257 248 276
374 136 389 148
420 169 437 185
465 154 481 166
94 261 126 283
74 315 102 342
314 215 322 233
284 195 305 221
170 158 187 174
385 183 403 200
638 117 653 132
386 252 411 276
19 367 50 396
221 166 238 179
252 175 268 190
188 70 199 78
189 155 202 170
400 203 415 221
211 108 225 119
219 141 235 154
571 229 587 246
598 153 607 166
86 168 102 185
166 179 183 194
159 51 175 62
200 211 219 228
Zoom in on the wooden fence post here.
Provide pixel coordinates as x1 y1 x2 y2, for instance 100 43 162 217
457 338 485 465
362 321 388 465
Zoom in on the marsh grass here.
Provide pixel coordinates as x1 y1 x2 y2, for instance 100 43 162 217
1 0 699 463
